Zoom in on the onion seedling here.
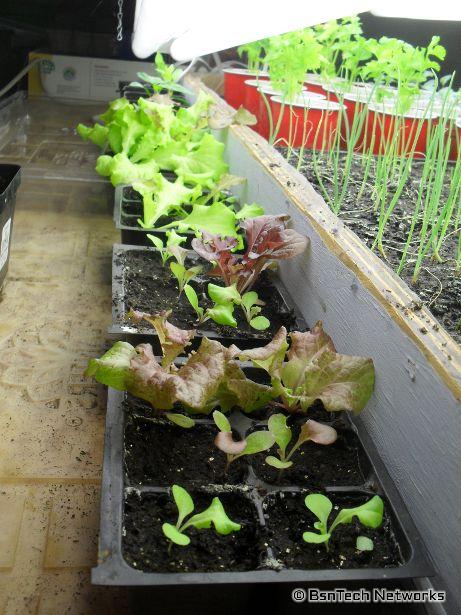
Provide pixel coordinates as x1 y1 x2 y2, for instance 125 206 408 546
162 485 241 553
302 493 384 552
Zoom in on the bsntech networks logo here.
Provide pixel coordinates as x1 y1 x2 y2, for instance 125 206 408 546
291 587 446 604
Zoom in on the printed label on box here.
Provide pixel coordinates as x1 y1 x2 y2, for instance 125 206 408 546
0 218 12 272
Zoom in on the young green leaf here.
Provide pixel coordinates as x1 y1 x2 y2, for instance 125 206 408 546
302 531 331 544
147 234 164 251
208 283 241 305
330 495 384 533
172 484 195 526
184 284 205 321
265 456 293 470
206 303 237 328
184 497 241 535
162 523 190 546
239 430 275 456
356 536 374 552
235 203 265 220
305 493 333 533
249 316 270 330
267 414 292 458
165 413 195 428
213 410 232 432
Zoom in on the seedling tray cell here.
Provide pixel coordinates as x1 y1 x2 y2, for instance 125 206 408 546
110 243 307 350
92 386 434 585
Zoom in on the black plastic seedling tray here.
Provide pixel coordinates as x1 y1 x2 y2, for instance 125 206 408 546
114 185 239 248
114 184 197 248
92 384 434 586
0 164 21 290
110 243 308 351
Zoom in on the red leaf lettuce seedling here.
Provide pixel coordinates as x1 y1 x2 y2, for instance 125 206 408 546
192 214 309 294
85 313 271 414
240 322 375 414
162 485 241 552
265 414 337 475
302 493 384 552
213 410 275 473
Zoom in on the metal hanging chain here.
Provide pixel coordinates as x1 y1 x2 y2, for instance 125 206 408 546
116 0 124 42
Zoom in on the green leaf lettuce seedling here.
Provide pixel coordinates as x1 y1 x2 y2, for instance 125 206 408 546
162 485 241 551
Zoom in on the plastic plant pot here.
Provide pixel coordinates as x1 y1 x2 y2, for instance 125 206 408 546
341 90 374 152
223 68 269 109
449 118 461 161
245 80 324 139
270 95 344 150
0 164 21 291
364 103 440 158
303 72 327 96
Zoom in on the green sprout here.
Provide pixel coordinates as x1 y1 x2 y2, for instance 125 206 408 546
213 410 275 473
184 283 270 330
147 230 187 265
265 414 337 478
168 245 202 295
302 493 384 552
162 485 241 553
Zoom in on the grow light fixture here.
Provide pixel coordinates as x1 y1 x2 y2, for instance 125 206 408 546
132 0 371 60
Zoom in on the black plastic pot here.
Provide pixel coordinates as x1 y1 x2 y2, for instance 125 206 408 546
110 243 308 351
0 164 21 291
92 385 434 586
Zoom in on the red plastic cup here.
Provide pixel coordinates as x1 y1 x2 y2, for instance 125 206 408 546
303 73 327 96
448 117 461 161
269 95 344 150
245 80 325 139
223 68 268 109
364 103 439 158
341 90 373 152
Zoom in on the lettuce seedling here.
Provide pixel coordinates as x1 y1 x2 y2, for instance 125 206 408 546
133 173 200 229
147 230 186 265
240 322 375 414
265 414 337 473
213 410 275 472
184 283 270 330
192 215 308 293
162 485 241 551
168 246 203 296
302 493 384 552
134 53 192 99
86 313 271 413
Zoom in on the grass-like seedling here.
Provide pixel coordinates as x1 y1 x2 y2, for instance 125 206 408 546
213 410 275 473
302 493 384 552
265 414 337 476
162 485 241 552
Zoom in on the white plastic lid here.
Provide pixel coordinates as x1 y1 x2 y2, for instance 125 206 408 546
271 94 344 111
245 81 307 96
368 101 440 119
223 68 269 76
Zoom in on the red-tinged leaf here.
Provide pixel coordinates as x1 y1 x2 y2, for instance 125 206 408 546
288 321 336 362
239 327 288 377
298 419 338 445
214 431 247 455
128 309 195 367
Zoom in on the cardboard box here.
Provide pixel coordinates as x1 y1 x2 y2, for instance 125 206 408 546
28 52 154 101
